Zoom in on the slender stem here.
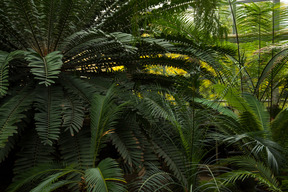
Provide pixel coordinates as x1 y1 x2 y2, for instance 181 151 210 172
258 13 261 99
228 0 243 92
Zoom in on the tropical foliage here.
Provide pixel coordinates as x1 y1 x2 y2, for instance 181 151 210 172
1 0 288 192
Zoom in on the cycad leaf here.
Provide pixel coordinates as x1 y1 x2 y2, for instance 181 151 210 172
271 108 288 149
213 84 249 112
90 84 128 164
255 48 288 93
26 50 63 86
62 95 85 136
34 86 63 146
243 93 270 131
30 172 63 192
110 127 143 168
0 51 11 96
152 140 188 186
61 75 96 104
221 156 281 191
59 130 93 170
194 98 237 119
85 158 126 192
13 131 55 182
0 87 33 148
0 50 25 96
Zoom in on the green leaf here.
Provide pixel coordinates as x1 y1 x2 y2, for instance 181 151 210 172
0 87 33 148
90 84 128 165
271 108 288 149
242 93 270 131
60 130 93 169
85 158 126 192
0 50 25 96
255 48 288 94
62 96 85 136
34 86 63 146
26 50 63 86
194 98 237 119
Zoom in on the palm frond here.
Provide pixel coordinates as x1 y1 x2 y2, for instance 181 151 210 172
13 130 55 182
254 47 288 94
90 84 128 165
271 108 288 149
85 158 126 192
110 125 143 169
59 130 93 170
220 156 281 192
242 93 270 131
34 86 63 146
62 95 85 136
213 84 249 112
25 50 63 86
0 87 33 148
129 165 175 192
61 75 96 104
152 140 188 187
195 98 237 119
0 50 25 96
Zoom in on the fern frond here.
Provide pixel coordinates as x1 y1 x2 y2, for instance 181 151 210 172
0 87 33 148
90 84 128 166
129 166 175 192
195 98 237 119
85 158 126 192
61 75 96 104
59 130 93 170
13 130 55 182
26 50 63 86
221 156 281 192
242 93 270 131
62 95 85 136
271 108 288 149
152 140 188 187
34 86 63 146
0 51 11 96
0 50 25 96
110 127 143 168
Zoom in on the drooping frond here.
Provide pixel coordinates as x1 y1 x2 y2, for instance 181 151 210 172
62 95 85 136
242 93 270 131
25 50 63 86
9 163 78 192
90 84 128 165
34 86 63 146
195 98 237 119
254 48 288 94
110 124 143 169
213 84 250 112
0 86 33 148
271 108 288 149
8 163 60 192
59 130 93 170
13 130 55 183
61 75 96 104
0 51 12 96
129 166 175 192
152 140 188 187
85 158 126 192
0 50 25 96
220 156 281 192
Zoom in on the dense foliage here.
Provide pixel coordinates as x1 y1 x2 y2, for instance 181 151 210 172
0 0 288 191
